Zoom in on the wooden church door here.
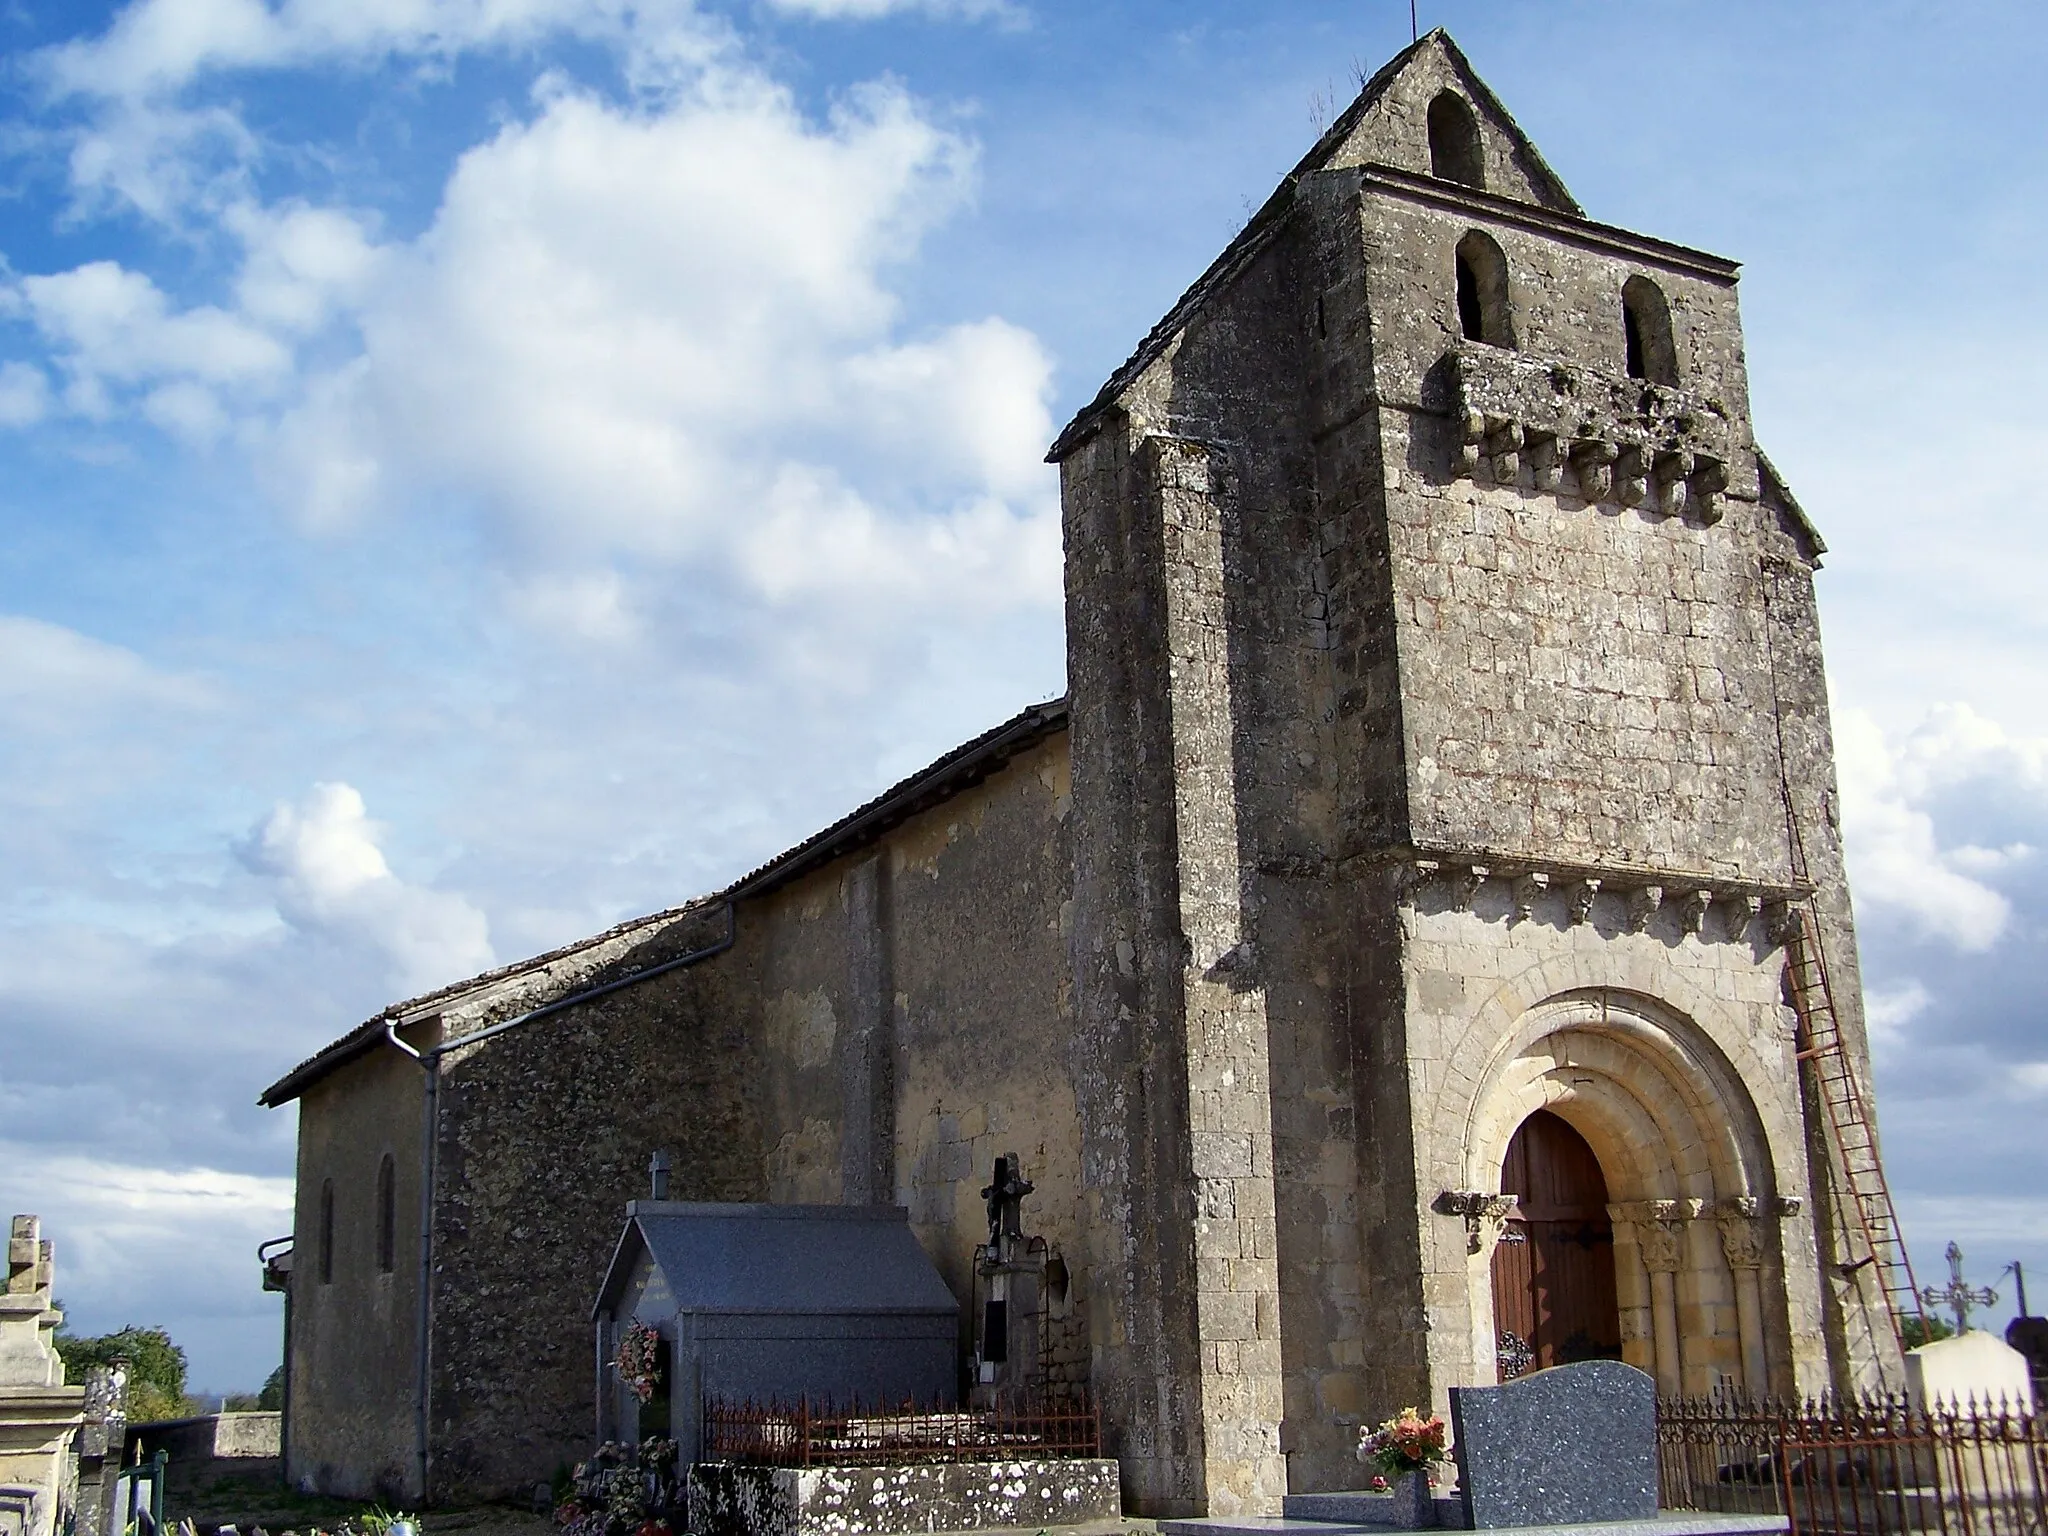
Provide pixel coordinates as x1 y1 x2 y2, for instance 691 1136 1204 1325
1489 1110 1623 1378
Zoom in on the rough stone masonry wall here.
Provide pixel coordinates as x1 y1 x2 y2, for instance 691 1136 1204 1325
1064 188 1362 1510
742 733 1086 1398
425 905 764 1503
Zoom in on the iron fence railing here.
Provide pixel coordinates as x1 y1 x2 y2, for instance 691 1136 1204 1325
701 1395 1101 1467
1659 1395 2048 1536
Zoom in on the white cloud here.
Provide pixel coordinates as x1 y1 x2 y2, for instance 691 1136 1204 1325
41 0 675 103
0 1149 291 1384
239 782 494 995
1835 706 2022 951
19 260 292 403
0 614 213 730
251 71 1061 624
0 362 52 426
764 0 1017 19
1863 979 1930 1058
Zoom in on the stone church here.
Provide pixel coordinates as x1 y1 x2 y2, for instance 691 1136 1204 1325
260 31 1903 1520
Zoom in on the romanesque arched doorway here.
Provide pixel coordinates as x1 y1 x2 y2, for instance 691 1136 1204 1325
1490 1110 1623 1377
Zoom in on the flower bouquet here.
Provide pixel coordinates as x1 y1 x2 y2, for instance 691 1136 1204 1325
1357 1407 1449 1527
614 1321 662 1404
1357 1406 1448 1479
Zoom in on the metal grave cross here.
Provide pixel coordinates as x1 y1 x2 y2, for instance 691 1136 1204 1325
1921 1241 2000 1334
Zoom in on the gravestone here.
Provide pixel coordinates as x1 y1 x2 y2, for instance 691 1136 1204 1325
1905 1331 2035 1409
1449 1360 1657 1529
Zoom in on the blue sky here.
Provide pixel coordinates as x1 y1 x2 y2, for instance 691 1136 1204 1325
1 0 2043 1390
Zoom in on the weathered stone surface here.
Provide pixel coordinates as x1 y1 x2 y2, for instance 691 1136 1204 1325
687 1458 1122 1536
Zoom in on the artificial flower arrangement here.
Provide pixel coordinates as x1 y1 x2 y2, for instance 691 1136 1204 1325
614 1320 663 1404
556 1437 680 1536
1357 1407 1450 1483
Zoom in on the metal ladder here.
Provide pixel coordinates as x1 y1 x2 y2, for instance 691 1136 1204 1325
1783 902 1929 1350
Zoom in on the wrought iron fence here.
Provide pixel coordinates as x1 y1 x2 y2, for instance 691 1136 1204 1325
1658 1395 2048 1536
701 1395 1101 1467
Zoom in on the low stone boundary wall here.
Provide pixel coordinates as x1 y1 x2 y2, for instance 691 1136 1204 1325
127 1413 281 1463
688 1458 1121 1536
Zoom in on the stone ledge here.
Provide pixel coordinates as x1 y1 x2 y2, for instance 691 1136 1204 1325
1381 850 1809 944
689 1458 1123 1536
1447 346 1756 525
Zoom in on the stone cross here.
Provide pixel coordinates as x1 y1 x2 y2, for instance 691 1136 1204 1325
980 1154 1034 1256
1921 1241 1999 1335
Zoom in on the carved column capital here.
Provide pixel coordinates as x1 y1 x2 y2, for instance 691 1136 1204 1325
1718 1200 1767 1271
1640 1220 1686 1274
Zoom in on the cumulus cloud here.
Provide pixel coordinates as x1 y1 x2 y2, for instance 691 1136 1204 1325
18 35 1062 645
1835 705 2030 951
239 782 494 995
40 0 682 104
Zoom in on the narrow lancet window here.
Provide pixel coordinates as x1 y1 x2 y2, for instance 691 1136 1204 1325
319 1179 335 1284
1622 275 1678 383
376 1154 396 1274
1428 91 1485 189
1455 231 1514 348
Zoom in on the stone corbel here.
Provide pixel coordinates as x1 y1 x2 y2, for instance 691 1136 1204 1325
1456 410 1485 478
1625 883 1663 933
1764 899 1805 949
1435 1190 1519 1255
1674 888 1712 936
1567 877 1600 926
1571 439 1616 503
1690 455 1729 526
1391 859 1440 909
1511 871 1548 922
1524 429 1561 492
1654 450 1694 519
1772 1195 1803 1219
1484 417 1520 484
1718 892 1763 937
1448 864 1488 913
1614 444 1649 507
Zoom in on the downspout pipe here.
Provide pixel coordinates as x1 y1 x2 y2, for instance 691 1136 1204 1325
382 899 738 1504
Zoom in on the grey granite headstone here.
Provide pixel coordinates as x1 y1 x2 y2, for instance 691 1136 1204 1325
1449 1360 1658 1529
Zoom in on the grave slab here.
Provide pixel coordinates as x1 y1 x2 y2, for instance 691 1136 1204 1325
1449 1361 1656 1529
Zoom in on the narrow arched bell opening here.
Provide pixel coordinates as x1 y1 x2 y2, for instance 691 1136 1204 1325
1622 274 1679 384
1428 91 1486 189
1455 230 1515 348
